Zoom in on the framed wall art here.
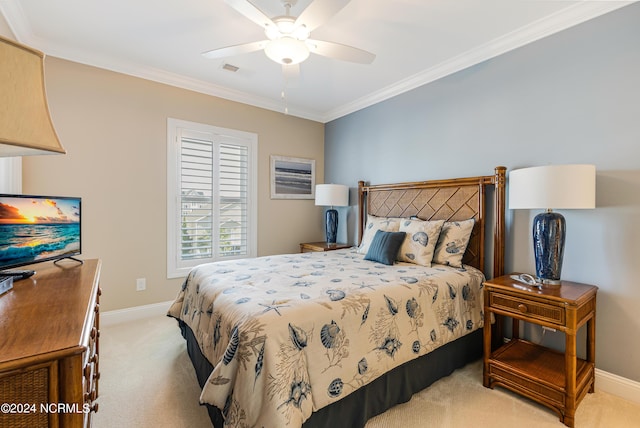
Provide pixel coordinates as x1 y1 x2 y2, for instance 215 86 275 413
270 155 315 199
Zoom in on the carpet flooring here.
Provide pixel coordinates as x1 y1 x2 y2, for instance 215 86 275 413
93 315 640 428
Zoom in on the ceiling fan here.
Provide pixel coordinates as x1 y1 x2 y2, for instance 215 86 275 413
202 0 376 67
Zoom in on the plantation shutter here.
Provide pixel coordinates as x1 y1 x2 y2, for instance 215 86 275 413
168 119 256 278
179 136 214 261
218 143 249 257
179 134 251 262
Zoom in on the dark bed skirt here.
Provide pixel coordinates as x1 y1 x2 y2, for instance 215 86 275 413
176 318 483 428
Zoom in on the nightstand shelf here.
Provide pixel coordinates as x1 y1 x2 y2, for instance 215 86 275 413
483 274 597 428
299 242 351 253
490 339 592 409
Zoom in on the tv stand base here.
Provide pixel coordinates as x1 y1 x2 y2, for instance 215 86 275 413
54 256 84 265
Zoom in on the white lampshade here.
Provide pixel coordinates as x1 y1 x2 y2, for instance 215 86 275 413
0 35 66 156
264 37 310 65
509 164 596 210
315 184 349 207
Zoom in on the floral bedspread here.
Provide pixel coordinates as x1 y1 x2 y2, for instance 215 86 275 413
167 248 485 428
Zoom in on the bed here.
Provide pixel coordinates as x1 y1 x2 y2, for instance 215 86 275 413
168 166 506 428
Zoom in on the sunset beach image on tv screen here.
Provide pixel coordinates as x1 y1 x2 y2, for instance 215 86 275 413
0 196 81 267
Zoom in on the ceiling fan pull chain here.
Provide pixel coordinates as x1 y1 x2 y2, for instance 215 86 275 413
281 88 289 115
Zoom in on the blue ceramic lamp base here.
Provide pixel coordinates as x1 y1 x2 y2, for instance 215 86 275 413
533 210 566 285
325 209 338 244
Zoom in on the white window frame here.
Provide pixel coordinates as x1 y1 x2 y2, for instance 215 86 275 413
167 118 257 278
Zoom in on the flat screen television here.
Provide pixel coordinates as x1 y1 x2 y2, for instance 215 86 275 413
0 194 81 277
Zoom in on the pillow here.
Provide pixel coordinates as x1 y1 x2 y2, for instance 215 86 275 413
397 219 445 267
357 215 401 254
432 219 475 268
364 230 406 265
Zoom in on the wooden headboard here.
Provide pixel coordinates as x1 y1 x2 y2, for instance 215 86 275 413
358 166 506 278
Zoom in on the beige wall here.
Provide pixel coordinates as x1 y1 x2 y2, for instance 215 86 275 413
23 57 325 311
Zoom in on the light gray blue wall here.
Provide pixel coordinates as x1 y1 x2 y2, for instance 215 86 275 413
325 4 640 382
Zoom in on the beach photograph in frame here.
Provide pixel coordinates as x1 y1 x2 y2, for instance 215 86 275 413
270 155 315 199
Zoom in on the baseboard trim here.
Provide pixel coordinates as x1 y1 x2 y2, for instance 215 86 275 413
596 368 640 405
101 300 173 326
101 302 640 405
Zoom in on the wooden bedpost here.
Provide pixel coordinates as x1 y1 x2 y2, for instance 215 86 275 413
493 166 506 278
358 180 366 246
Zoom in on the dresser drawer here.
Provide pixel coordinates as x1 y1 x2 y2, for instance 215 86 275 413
83 294 100 415
490 292 565 326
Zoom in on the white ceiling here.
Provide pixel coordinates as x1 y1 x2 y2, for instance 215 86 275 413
0 0 633 123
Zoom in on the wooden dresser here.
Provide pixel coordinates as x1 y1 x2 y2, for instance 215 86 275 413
0 259 101 428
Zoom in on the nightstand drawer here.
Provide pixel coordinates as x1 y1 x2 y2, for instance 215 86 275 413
490 292 565 326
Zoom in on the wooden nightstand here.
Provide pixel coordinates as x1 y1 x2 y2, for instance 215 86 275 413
299 242 351 253
482 274 597 428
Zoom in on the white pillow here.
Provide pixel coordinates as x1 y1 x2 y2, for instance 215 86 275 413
397 219 445 267
357 215 401 254
432 219 475 268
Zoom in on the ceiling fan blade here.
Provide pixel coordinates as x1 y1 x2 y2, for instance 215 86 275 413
295 0 351 32
224 0 275 29
201 40 267 59
307 39 375 64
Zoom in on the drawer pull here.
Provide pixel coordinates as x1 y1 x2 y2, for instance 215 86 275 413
517 303 528 313
84 365 91 379
91 402 99 413
90 354 99 364
91 327 97 339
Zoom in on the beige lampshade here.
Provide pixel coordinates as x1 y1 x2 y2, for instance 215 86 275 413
509 164 596 210
0 35 66 156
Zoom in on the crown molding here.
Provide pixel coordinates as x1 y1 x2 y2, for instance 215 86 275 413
1 1 633 124
320 1 634 122
25 32 326 122
0 1 29 39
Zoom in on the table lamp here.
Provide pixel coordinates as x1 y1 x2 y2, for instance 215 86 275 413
509 164 595 286
315 184 349 244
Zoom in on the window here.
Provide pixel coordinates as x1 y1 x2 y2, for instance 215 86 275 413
167 118 257 278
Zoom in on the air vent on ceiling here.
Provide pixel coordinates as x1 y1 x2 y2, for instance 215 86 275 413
222 63 239 72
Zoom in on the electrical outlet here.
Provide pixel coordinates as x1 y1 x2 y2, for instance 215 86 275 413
136 278 146 291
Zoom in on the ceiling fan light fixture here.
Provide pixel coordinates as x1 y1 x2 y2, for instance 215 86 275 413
274 16 296 35
265 37 309 65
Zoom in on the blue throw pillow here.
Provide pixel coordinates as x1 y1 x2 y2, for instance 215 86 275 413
364 230 406 265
